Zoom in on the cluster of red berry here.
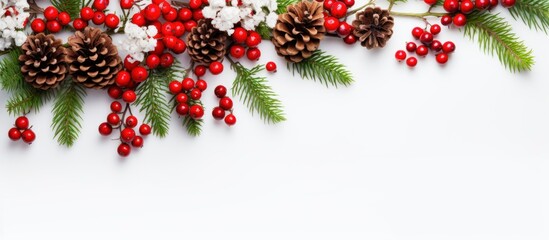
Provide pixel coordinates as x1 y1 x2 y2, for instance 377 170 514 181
212 85 237 126
30 6 71 33
319 0 357 44
395 25 456 67
425 0 516 27
229 27 263 61
170 77 206 120
98 99 152 157
7 116 36 144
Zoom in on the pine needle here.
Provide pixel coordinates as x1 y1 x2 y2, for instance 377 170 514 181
463 11 534 72
508 0 549 33
288 50 354 87
182 116 203 136
0 48 25 93
6 88 54 116
277 0 301 13
231 62 286 124
51 0 83 19
51 80 86 147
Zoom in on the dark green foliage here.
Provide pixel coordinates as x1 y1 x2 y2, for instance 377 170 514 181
288 50 354 87
52 80 86 147
182 116 203 136
508 0 549 33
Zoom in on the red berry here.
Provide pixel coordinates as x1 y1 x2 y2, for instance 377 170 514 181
8 128 21 141
343 34 357 44
230 45 246 59
120 0 134 9
416 45 429 56
31 18 46 32
343 0 355 7
182 78 195 90
44 6 59 21
266 61 277 72
92 11 106 25
122 90 137 103
501 0 516 7
406 42 417 52
131 136 144 148
324 0 335 10
219 97 233 110
172 21 186 37
169 81 183 94
232 27 248 43
436 53 449 64
209 61 224 75
443 0 459 12
419 32 433 44
190 88 202 100
442 41 456 53
337 22 352 37
73 18 88 30
424 0 437 5
246 48 261 60
107 113 121 125
189 105 204 119
183 20 197 31
131 12 146 26
245 31 262 47
108 85 123 99
164 8 179 22
21 129 36 144
324 16 339 32
145 4 162 21
440 15 452 26
121 128 136 142
489 0 499 9
172 40 187 54
80 7 94 21
406 57 418 67
58 12 71 26
117 143 131 157
46 20 62 33
411 27 424 39
124 55 140 70
395 50 406 61
176 103 190 115
453 13 467 27
330 1 347 19
194 65 207 77
189 0 202 9
15 116 29 129
431 40 443 52
98 122 113 136
115 70 131 87
460 0 475 13
212 107 226 120
214 85 227 98
93 0 109 11
131 66 148 82
125 116 138 128
175 93 188 103
146 54 160 69
105 14 120 28
178 7 193 21
430 24 441 35
224 114 236 126
110 101 123 113
195 79 207 91
163 35 178 50
475 0 490 9
139 124 151 135
160 53 174 68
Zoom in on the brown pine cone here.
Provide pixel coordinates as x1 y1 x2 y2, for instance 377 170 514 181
186 19 228 64
352 7 394 49
65 27 123 89
272 0 326 63
19 33 68 90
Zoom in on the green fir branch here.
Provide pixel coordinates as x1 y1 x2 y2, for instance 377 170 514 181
256 22 272 40
277 0 300 13
135 70 173 138
508 0 549 33
182 116 203 136
0 48 25 93
230 61 286 124
51 0 83 19
288 50 354 87
51 80 86 147
6 88 54 116
463 11 534 72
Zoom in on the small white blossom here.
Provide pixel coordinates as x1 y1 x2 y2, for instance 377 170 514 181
119 23 158 63
0 0 29 51
202 0 278 34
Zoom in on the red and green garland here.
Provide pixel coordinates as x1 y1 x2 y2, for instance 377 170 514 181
0 0 546 157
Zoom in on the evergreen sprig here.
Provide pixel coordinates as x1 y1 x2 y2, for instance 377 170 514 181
135 65 182 138
182 116 203 136
0 48 25 93
51 80 86 147
51 0 83 19
231 62 286 124
288 50 354 87
463 11 534 72
277 0 300 13
508 0 549 33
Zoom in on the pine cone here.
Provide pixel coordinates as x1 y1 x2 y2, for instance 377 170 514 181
65 27 122 89
272 0 326 63
352 7 394 49
186 19 227 64
19 33 68 90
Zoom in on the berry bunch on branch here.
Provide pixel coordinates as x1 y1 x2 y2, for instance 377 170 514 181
0 0 547 157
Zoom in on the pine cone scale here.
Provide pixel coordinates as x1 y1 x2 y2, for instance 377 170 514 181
352 7 394 49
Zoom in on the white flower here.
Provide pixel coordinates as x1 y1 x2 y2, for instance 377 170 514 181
119 23 158 62
0 0 29 50
202 0 278 34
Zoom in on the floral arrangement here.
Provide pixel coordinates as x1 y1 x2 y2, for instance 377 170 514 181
0 0 547 157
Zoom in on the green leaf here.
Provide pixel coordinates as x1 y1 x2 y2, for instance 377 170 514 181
182 116 203 136
256 22 272 40
51 0 83 19
277 0 300 13
508 0 549 33
231 62 286 124
288 50 354 87
0 48 25 93
51 80 86 147
463 11 534 72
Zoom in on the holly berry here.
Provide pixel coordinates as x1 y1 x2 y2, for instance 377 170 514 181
105 14 120 28
131 12 146 26
110 101 123 113
224 114 237 126
214 85 227 98
125 116 138 128
160 53 174 68
436 53 449 64
15 116 29 129
139 124 151 135
324 16 340 32
406 42 417 52
209 61 224 75
212 107 225 120
194 65 207 77
443 0 459 12
46 20 62 33
182 78 195 90
31 18 46 33
175 93 188 103
108 85 123 99
73 18 88 30
80 7 94 21
122 90 137 103
245 31 261 47
424 0 437 4
442 41 456 53
145 4 162 21
430 24 441 35
8 128 21 141
416 45 429 56
169 81 183 94
195 79 207 91
395 50 406 61
93 0 109 11
190 88 202 100
131 66 148 82
116 70 131 87
58 12 71 26
164 8 179 22
453 13 467 27
146 54 160 69
232 27 248 43
21 129 36 144
337 22 353 37
343 34 357 44
92 11 106 25
107 113 121 125
406 57 418 67
131 136 144 148
431 40 443 52
189 0 202 9
419 32 434 44
475 0 490 9
176 103 190 115
501 0 516 7
246 48 261 61
412 27 424 39
324 0 335 9
44 6 59 21
178 7 193 21
219 97 233 110
440 15 452 26
330 1 347 19
120 0 134 9
121 128 136 142
460 0 475 14
189 105 204 119
230 45 246 59
98 122 113 136
117 143 131 157
266 61 277 72
343 0 355 7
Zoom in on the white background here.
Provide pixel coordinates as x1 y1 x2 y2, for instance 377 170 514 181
2 0 549 239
